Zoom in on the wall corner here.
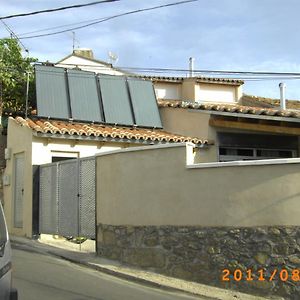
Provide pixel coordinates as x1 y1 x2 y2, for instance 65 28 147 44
186 142 195 166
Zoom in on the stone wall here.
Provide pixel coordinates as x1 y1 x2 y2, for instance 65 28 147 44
97 224 300 299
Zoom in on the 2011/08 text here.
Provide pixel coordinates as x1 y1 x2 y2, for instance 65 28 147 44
222 269 300 282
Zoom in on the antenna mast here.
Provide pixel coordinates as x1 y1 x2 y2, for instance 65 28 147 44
72 31 75 51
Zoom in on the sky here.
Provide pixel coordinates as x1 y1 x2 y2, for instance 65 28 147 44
1 0 300 100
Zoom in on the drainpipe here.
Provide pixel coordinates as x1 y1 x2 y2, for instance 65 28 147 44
189 57 195 77
279 82 286 110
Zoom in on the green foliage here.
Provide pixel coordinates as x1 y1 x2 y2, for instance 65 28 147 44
0 38 37 114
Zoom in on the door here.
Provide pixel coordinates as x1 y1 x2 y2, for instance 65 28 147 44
14 153 24 228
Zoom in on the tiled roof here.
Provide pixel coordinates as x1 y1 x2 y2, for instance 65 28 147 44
12 117 210 145
158 100 300 119
240 94 300 110
133 75 244 85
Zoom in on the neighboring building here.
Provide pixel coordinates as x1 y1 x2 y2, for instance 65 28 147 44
159 99 300 162
140 75 244 103
56 49 244 103
240 93 300 110
56 48 128 76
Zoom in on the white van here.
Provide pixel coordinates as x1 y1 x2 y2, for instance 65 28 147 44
0 203 17 300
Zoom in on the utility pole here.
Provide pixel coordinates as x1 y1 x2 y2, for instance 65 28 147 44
25 72 30 119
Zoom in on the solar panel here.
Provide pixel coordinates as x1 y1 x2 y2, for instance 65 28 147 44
36 65 70 119
67 69 103 122
127 78 162 128
35 65 163 129
98 75 134 125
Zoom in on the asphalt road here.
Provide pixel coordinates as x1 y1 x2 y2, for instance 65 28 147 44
12 249 205 300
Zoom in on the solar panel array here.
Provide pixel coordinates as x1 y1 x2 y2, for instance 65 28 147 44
35 65 162 128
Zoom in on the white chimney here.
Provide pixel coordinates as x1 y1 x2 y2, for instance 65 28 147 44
279 82 286 110
189 57 195 77
73 48 94 59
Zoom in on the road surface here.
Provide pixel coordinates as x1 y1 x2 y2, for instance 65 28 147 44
12 248 207 300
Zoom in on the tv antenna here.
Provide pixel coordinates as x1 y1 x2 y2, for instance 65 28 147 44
108 51 118 65
67 31 80 51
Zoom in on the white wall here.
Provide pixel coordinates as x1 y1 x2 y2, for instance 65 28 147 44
195 83 237 103
154 82 182 100
155 80 240 103
4 119 33 237
32 136 123 165
97 144 300 227
56 56 125 76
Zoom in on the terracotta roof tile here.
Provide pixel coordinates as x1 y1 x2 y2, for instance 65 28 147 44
12 117 211 145
133 75 244 85
240 94 300 110
158 99 300 120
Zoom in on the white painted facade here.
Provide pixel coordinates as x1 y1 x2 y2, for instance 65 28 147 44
56 55 125 76
3 118 135 237
154 82 182 100
32 136 123 165
155 80 242 103
195 83 237 103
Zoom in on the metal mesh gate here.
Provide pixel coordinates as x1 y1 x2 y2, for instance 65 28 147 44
39 157 95 238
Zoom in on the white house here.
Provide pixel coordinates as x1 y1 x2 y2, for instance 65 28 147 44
56 48 244 103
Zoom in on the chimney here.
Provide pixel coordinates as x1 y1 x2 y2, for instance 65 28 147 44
189 57 195 77
279 82 286 110
73 48 94 59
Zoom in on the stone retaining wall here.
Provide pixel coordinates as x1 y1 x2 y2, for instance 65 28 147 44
97 224 300 299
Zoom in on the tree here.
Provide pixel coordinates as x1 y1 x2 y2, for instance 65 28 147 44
0 38 37 115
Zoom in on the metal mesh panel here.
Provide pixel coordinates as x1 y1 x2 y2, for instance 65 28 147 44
58 160 79 237
39 165 58 234
79 158 96 238
14 154 24 228
39 157 96 238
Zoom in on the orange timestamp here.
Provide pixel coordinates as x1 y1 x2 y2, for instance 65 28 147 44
222 269 300 282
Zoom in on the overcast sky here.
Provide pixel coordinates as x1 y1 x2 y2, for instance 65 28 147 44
1 0 300 100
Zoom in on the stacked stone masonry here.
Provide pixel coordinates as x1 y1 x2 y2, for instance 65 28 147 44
97 224 300 299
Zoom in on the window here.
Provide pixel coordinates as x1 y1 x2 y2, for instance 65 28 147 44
51 156 76 163
50 151 79 163
218 132 298 162
219 147 296 162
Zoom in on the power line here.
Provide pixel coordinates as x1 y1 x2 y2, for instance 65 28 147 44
0 0 119 21
54 62 300 77
18 17 106 37
4 67 300 82
4 61 300 82
0 20 29 53
19 0 199 40
17 0 198 37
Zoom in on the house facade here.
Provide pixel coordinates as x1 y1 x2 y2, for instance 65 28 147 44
159 99 300 162
3 116 207 237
